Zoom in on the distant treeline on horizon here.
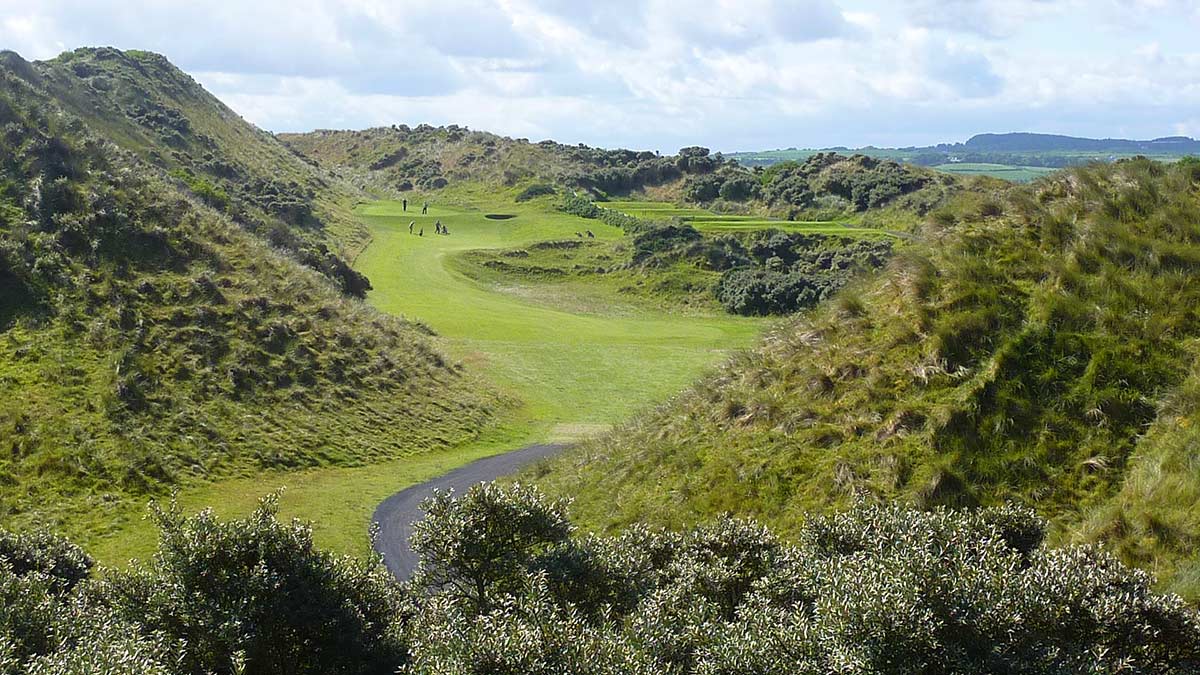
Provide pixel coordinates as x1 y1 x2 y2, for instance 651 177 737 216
732 131 1200 168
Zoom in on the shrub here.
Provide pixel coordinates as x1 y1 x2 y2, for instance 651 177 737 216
559 194 599 219
0 529 93 592
402 489 1200 673
718 175 758 202
412 483 571 612
683 174 723 202
102 496 409 675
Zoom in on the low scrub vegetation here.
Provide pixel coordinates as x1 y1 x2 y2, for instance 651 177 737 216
2 485 1196 673
459 216 894 317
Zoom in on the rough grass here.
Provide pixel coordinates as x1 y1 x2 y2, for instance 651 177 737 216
536 159 1200 602
0 208 502 559
89 191 771 565
0 49 501 563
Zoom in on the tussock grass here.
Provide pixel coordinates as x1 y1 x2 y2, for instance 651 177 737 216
537 158 1200 601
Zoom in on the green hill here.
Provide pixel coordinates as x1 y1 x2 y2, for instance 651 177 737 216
0 50 499 543
283 129 958 224
26 48 371 295
730 133 1200 177
539 157 1200 601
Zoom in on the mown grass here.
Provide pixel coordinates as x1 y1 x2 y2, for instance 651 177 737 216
934 163 1059 183
90 194 769 565
602 199 893 236
354 197 768 436
87 423 534 564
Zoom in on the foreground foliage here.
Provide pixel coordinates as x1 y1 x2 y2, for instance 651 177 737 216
2 486 1197 673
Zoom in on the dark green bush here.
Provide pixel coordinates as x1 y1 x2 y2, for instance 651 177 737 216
714 234 893 315
717 175 758 202
558 193 599 219
412 483 571 612
0 529 93 591
103 496 409 675
1 487 1196 673
683 174 722 202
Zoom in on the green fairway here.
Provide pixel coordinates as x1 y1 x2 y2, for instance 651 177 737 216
933 163 1058 182
355 199 766 435
89 196 766 565
602 200 892 236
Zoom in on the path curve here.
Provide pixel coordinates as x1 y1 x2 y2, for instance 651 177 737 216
371 443 570 580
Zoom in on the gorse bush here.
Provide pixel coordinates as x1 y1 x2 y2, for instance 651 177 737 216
102 496 408 675
714 234 894 315
411 483 571 612
3 485 1195 672
0 529 92 591
558 194 655 232
404 485 1200 673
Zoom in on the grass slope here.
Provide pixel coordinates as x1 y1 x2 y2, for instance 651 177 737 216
0 51 500 559
538 158 1200 601
28 48 371 286
96 194 767 563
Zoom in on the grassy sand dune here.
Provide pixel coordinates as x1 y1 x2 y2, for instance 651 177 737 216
93 198 766 563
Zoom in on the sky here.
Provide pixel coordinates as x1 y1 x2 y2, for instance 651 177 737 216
2 0 1199 152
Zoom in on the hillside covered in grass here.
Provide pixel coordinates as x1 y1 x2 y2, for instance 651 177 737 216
288 126 958 318
282 127 961 226
24 48 372 295
0 50 500 541
540 157 1200 601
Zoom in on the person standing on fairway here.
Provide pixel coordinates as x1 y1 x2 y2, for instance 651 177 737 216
402 198 408 212
409 221 414 234
422 202 428 215
419 228 424 237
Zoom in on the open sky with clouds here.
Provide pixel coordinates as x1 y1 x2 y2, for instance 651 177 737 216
2 0 1198 152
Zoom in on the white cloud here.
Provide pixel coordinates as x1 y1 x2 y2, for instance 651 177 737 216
0 0 1197 150
901 0 1061 38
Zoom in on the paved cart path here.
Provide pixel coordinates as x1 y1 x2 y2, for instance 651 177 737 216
371 443 570 580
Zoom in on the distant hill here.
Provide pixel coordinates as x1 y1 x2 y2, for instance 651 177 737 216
961 132 1200 154
730 132 1200 176
286 130 959 226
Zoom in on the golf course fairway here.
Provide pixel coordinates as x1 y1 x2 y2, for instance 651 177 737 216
87 197 767 564
355 199 766 437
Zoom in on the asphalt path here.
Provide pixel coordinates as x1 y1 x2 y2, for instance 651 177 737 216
371 443 570 580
